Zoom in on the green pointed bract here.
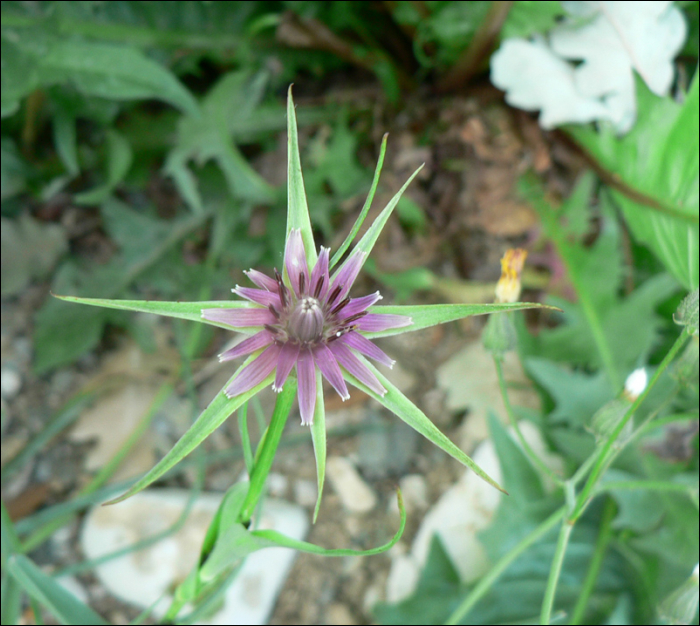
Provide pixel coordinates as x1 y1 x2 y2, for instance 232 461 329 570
343 355 508 494
310 377 327 523
104 363 275 505
286 86 317 266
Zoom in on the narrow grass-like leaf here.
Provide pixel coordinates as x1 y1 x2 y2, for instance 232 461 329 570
337 164 424 276
330 133 388 269
364 302 559 338
287 86 317 265
345 359 507 494
105 364 274 505
310 376 327 523
53 295 257 333
7 555 108 625
200 491 405 580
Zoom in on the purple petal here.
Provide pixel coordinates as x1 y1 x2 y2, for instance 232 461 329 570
355 313 412 333
202 307 276 328
313 343 350 401
273 342 300 392
338 332 395 368
329 249 367 302
328 341 386 397
225 344 281 397
244 269 278 292
340 291 383 319
219 330 274 362
310 246 330 299
284 228 309 297
296 349 317 425
233 286 282 308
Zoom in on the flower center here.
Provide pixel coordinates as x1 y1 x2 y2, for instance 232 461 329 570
287 297 325 343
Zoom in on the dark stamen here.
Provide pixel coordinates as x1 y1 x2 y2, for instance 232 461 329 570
313 275 325 298
274 268 290 309
342 311 367 324
268 304 280 320
299 272 306 295
327 284 343 306
264 324 280 334
330 296 350 316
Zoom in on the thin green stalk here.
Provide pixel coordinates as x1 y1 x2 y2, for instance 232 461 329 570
494 356 563 486
570 328 690 522
29 595 44 625
445 506 566 625
540 520 573 625
238 381 297 524
570 497 615 625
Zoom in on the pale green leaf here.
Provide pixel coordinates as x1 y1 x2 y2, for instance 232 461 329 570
345 359 506 494
106 365 274 504
286 86 316 265
74 130 133 205
7 555 108 625
365 302 559 338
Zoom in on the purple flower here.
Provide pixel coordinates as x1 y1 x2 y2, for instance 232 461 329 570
202 229 411 425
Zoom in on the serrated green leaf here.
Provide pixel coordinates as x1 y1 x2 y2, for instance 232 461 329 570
7 555 108 625
345 358 506 494
106 364 275 505
286 86 316 265
164 70 274 210
364 302 560 339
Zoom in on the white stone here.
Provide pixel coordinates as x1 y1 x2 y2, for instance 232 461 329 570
0 366 21 400
326 457 377 513
399 474 429 511
387 422 562 600
385 554 420 603
266 472 288 497
293 479 318 508
81 488 308 625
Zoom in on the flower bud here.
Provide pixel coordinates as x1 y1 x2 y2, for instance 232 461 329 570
495 248 528 304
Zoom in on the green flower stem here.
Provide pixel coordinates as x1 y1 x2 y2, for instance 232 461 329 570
540 519 573 625
493 356 563 486
238 381 297 525
19 382 174 553
569 497 615 625
570 327 690 523
445 506 566 625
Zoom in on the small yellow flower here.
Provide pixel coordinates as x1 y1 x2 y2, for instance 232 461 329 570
495 248 528 303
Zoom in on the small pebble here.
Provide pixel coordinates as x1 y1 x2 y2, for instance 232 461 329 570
0 366 22 400
326 456 377 513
